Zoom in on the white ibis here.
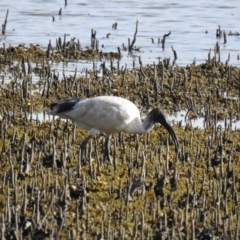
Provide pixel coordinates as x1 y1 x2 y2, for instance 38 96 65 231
48 96 179 163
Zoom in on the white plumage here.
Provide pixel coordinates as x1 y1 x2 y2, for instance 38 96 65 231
48 96 179 162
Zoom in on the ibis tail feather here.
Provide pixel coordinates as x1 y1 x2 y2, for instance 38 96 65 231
48 98 83 114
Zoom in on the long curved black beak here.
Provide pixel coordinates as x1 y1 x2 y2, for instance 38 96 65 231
160 121 179 153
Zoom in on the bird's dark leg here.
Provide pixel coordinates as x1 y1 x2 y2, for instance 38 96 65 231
104 136 112 164
80 135 92 160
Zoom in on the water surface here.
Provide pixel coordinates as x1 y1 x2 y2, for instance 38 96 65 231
1 0 240 67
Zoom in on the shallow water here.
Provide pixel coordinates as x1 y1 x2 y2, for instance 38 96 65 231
1 0 240 68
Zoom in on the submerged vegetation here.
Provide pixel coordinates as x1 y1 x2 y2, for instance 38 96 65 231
0 35 240 239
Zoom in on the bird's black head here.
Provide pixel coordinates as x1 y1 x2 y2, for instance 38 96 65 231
149 109 167 124
149 108 179 152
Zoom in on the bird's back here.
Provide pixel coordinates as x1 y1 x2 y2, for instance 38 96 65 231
49 96 142 134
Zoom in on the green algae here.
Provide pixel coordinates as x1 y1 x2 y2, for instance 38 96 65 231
0 43 240 239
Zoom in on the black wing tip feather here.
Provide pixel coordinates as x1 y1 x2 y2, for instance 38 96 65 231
50 98 82 113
